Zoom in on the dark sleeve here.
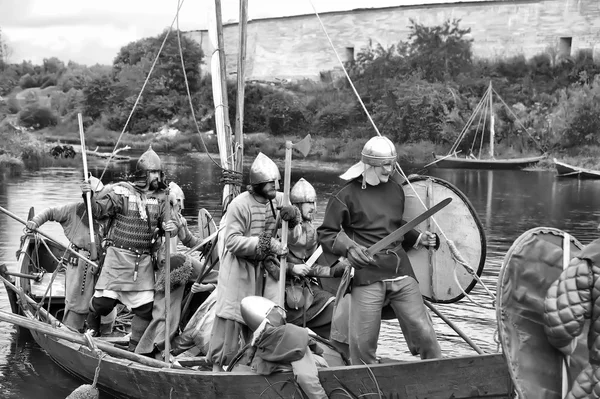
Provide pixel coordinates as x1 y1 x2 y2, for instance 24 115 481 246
317 194 356 257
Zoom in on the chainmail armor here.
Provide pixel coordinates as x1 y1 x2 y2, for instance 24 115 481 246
109 197 161 251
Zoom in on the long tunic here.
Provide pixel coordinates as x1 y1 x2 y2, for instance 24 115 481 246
31 203 100 319
317 174 420 286
214 191 283 323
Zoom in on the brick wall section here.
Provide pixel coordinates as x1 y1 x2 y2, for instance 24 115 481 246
184 0 600 81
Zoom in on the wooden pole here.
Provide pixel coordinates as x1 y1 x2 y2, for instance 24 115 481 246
77 113 98 262
0 205 98 269
562 233 571 397
425 301 484 354
164 191 171 366
234 0 248 176
278 142 293 307
215 0 231 134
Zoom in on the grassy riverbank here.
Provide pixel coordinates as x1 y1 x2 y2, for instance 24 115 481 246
5 121 599 177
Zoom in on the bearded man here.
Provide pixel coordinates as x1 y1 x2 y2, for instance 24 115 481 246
317 136 442 365
285 178 341 338
82 146 177 352
207 152 297 371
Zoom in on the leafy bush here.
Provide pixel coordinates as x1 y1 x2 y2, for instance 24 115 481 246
18 105 58 129
260 91 307 136
19 73 39 89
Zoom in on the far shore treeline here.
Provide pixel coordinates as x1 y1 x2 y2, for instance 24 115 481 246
2 19 600 177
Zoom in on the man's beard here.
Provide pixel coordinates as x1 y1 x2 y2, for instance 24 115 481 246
257 184 276 200
148 179 159 191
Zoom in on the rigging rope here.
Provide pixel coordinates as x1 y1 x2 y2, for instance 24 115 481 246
308 0 496 305
175 0 242 196
97 0 188 182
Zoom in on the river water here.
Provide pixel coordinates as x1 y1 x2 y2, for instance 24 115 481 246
1 153 600 398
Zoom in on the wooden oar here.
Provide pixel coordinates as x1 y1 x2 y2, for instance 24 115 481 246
0 309 174 369
0 205 99 269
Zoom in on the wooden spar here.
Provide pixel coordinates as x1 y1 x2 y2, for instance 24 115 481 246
278 142 293 307
209 0 237 213
234 0 248 175
489 81 495 158
77 113 98 262
562 233 570 397
0 205 99 269
164 192 171 366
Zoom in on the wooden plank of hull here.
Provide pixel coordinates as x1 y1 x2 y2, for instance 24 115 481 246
554 159 600 179
32 329 512 399
434 155 545 170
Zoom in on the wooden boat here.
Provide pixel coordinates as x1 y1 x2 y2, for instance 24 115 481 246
86 146 132 163
433 154 546 170
554 158 600 179
1 207 514 399
434 82 545 170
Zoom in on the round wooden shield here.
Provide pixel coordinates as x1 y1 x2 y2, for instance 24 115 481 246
496 227 587 398
197 208 218 265
402 175 486 303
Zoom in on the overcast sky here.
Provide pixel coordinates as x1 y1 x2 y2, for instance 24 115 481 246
0 0 464 66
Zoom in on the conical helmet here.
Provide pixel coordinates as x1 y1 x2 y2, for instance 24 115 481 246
169 182 185 209
249 152 281 185
88 175 104 193
136 146 162 174
361 136 397 166
290 178 316 204
240 296 286 331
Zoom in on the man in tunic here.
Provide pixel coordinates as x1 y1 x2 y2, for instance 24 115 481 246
317 136 442 365
207 152 297 371
82 146 177 352
285 178 342 338
25 176 115 332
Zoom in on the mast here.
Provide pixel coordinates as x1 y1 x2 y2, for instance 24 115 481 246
209 0 238 214
489 81 495 158
234 0 248 175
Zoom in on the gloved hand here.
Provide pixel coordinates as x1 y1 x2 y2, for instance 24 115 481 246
25 221 38 232
279 205 299 222
330 262 346 277
269 238 288 257
347 245 374 269
263 254 281 280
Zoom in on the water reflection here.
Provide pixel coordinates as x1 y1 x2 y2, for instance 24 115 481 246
1 156 600 397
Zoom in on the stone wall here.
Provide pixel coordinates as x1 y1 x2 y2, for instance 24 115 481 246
184 0 600 81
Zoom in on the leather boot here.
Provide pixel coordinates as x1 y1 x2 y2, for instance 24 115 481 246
129 315 151 352
85 311 101 337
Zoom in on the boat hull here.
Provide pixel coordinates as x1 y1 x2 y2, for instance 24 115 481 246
7 233 515 399
30 321 513 399
554 158 600 179
434 155 545 170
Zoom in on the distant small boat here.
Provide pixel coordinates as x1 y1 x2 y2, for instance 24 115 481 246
434 82 545 170
554 158 600 179
86 146 132 163
433 154 546 170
